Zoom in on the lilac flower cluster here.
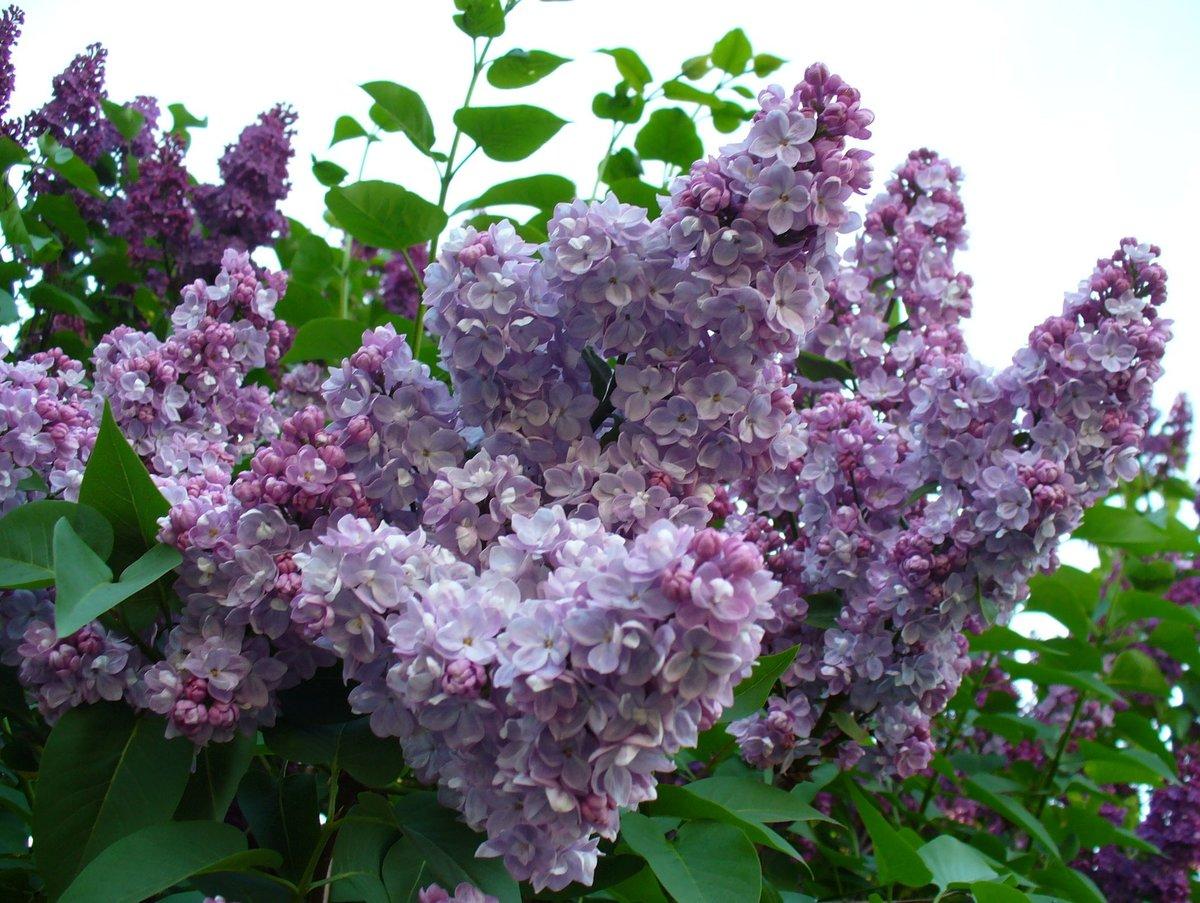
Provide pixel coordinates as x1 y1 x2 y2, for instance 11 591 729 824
301 510 773 889
419 883 497 903
729 146 1170 775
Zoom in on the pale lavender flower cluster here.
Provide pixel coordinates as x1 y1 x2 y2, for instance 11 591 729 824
300 509 773 889
0 345 95 511
419 883 497 903
92 248 287 488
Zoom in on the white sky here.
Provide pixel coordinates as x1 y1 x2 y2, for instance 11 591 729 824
11 0 1200 457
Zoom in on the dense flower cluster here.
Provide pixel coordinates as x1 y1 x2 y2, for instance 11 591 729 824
727 146 1170 775
0 57 1175 893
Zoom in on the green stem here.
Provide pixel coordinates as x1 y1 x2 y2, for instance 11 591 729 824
1032 693 1085 818
338 135 378 319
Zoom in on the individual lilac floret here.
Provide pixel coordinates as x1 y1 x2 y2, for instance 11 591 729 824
418 883 498 903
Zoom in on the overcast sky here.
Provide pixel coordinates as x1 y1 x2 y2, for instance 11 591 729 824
11 0 1200 459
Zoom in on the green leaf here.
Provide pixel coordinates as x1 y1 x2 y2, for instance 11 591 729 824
33 704 194 899
28 282 98 323
1059 807 1161 856
58 821 248 903
38 135 102 197
1078 739 1176 785
453 0 505 38
281 317 365 365
100 99 145 142
1023 566 1101 637
620 812 761 903
1107 647 1170 696
78 402 171 553
0 501 112 589
453 105 566 162
712 100 752 133
848 784 932 888
167 102 207 142
326 180 447 251
53 522 181 636
264 717 404 787
601 48 652 92
175 732 256 822
312 156 348 187
711 28 752 75
331 114 371 147
600 147 642 184
1109 588 1200 629
916 835 997 889
487 49 570 89
964 775 1060 859
722 645 798 722
662 80 721 108
998 657 1120 703
237 768 321 880
643 784 802 861
362 81 435 154
329 795 399 903
391 792 520 903
32 193 90 247
970 881 1030 902
753 54 786 77
686 776 831 824
1030 862 1106 903
454 174 574 215
795 350 855 383
0 135 28 171
1073 504 1179 550
634 108 703 170
681 54 711 79
592 89 645 124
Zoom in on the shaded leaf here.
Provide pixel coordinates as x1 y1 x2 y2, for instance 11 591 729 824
0 501 112 589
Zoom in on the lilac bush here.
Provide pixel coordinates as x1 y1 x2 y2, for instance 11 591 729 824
0 4 1192 902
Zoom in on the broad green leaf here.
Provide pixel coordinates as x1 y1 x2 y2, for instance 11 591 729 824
635 108 703 169
681 54 711 80
964 775 1060 859
753 54 786 77
848 784 932 888
330 795 398 903
237 768 321 879
722 645 798 722
453 0 505 38
711 28 752 75
0 135 28 171
686 776 831 824
100 99 145 142
380 836 432 903
1078 739 1176 785
453 105 566 162
38 135 102 197
326 180 447 251
998 657 1120 702
33 704 194 899
0 501 112 589
712 100 752 133
600 147 642 184
53 522 181 637
1109 588 1200 628
916 835 997 888
282 317 365 366
31 193 90 246
487 50 570 89
167 102 207 142
1030 862 1106 903
312 156 348 187
795 350 855 383
620 812 761 903
264 716 404 787
592 89 645 124
331 114 370 146
662 80 721 108
58 821 248 903
1072 504 1174 549
78 401 171 553
28 282 98 323
1059 807 1160 856
454 174 575 214
362 81 435 153
970 882 1031 902
175 732 256 822
1107 647 1169 696
643 783 802 861
601 48 652 92
391 792 520 903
